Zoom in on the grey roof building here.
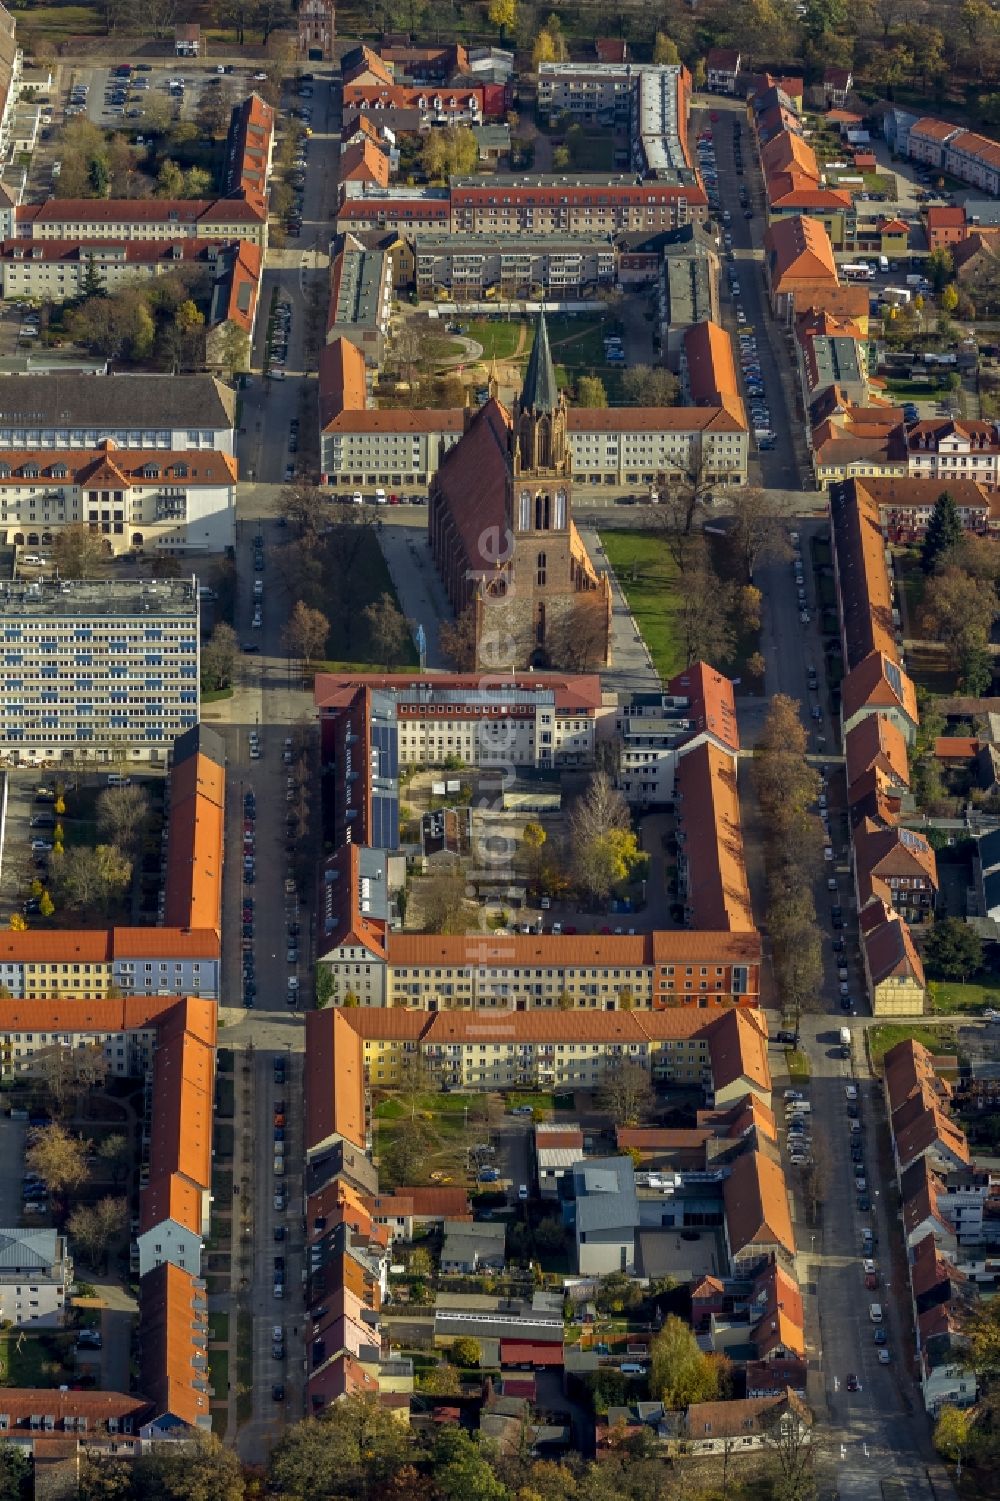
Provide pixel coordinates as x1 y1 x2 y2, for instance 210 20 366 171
0 373 235 436
440 1219 507 1274
571 1156 639 1276
0 1229 72 1328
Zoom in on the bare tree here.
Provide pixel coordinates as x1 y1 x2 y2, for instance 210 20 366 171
759 1399 819 1501
282 601 330 668
26 1124 91 1196
597 1060 652 1126
68 1196 128 1271
96 784 150 858
34 1045 108 1119
200 622 239 692
52 524 109 579
727 486 792 584
363 592 410 670
439 608 479 670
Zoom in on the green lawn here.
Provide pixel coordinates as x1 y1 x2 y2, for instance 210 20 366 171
0 1330 73 1387
883 377 951 397
464 315 625 398
317 529 419 670
868 1022 959 1068
893 549 925 631
208 1311 230 1345
208 1347 229 1401
601 528 683 680
929 980 1000 1015
466 319 524 361
375 1091 474 1120
785 1048 811 1081
600 528 764 686
904 641 957 694
506 1091 558 1113
15 4 104 37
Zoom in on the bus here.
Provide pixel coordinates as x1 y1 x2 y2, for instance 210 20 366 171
842 262 874 281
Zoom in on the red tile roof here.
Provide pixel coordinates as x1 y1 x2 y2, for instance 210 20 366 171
138 1262 210 1429
675 742 754 932
500 1342 564 1366
305 1008 367 1154
723 1150 795 1258
667 661 740 752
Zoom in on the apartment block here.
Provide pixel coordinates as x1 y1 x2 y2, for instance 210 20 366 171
0 1230 71 1327
0 441 236 557
13 195 268 249
0 578 199 763
324 1002 770 1096
907 419 1000 488
614 660 740 807
0 237 252 303
450 172 706 235
0 373 236 456
326 237 394 368
413 233 616 298
318 334 747 489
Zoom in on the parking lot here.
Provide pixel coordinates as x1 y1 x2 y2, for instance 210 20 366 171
64 60 270 132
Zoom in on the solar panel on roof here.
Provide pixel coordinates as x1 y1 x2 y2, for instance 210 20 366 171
898 828 925 851
884 659 903 699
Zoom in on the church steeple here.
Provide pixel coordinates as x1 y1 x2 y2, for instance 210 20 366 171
520 309 559 414
513 311 569 476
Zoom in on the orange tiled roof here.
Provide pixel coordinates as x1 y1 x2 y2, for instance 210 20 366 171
305 1009 367 1153
764 215 838 287
706 1008 770 1095
675 742 753 932
723 1150 795 1258
138 1262 210 1429
683 320 742 408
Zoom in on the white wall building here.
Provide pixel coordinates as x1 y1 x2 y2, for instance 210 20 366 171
0 1230 71 1327
0 578 199 764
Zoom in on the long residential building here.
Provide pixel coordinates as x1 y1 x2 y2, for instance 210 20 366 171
0 373 236 455
315 1001 772 1100
319 332 747 489
829 476 932 1014
0 992 217 1436
0 236 257 314
0 578 199 763
413 232 617 298
11 194 268 249
906 117 1000 197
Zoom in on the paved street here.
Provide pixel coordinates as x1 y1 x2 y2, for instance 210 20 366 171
750 513 956 1499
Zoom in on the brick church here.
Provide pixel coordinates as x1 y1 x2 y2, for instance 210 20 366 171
428 313 612 671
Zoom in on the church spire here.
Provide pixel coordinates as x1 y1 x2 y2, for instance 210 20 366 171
520 309 559 414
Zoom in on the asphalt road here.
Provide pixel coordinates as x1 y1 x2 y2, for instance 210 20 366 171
691 95 804 493
750 513 954 1498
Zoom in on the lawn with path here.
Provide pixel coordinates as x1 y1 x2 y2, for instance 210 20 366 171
600 528 764 687
601 528 684 680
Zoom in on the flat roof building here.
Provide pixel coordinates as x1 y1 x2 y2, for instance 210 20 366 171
0 577 199 763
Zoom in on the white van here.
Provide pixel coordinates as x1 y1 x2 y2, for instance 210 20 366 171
869 1303 883 1323
107 773 131 787
787 1100 811 1115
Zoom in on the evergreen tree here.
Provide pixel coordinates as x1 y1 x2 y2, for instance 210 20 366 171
80 253 104 300
921 491 963 574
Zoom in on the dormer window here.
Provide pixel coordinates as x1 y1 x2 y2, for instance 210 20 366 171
142 464 160 479
22 465 39 478
50 464 67 478
172 463 187 478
